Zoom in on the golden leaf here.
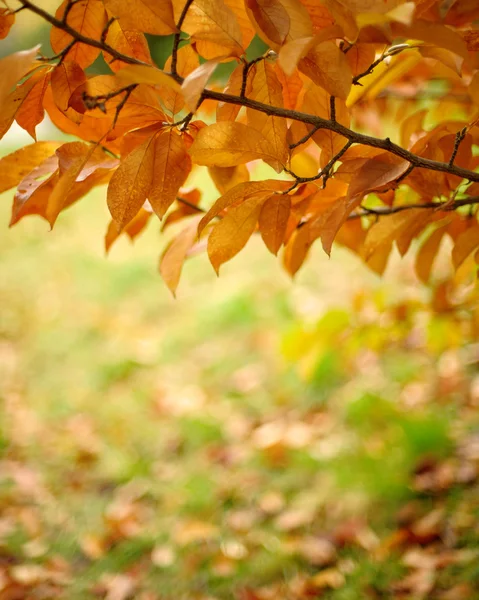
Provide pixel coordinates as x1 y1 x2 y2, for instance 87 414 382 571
259 194 291 254
104 0 176 35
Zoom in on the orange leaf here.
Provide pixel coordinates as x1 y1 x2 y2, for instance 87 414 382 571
149 129 192 219
15 71 50 140
207 193 269 272
217 63 252 122
105 207 152 252
347 154 410 200
0 7 14 39
162 46 200 116
452 224 479 270
107 134 157 229
259 194 291 254
51 62 87 112
159 216 202 295
415 224 449 284
298 41 352 99
209 165 250 194
189 121 285 171
51 0 107 68
198 179 289 235
103 20 153 71
180 0 244 59
103 0 176 35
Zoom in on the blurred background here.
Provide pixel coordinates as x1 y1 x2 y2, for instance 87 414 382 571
1 8 479 600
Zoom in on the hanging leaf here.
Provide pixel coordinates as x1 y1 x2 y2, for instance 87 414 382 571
259 194 291 254
103 0 176 35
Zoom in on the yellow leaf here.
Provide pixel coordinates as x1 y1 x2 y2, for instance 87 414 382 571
392 20 469 61
149 129 191 218
103 20 153 71
115 65 181 92
0 142 61 195
208 193 269 272
159 216 202 295
298 41 352 99
189 121 285 172
278 26 343 75
104 0 176 35
0 46 40 110
51 0 107 68
181 60 219 112
452 224 479 270
107 134 156 229
259 194 291 254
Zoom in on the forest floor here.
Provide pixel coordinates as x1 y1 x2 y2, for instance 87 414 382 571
0 155 478 599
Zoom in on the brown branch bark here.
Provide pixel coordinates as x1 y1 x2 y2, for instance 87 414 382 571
348 196 479 220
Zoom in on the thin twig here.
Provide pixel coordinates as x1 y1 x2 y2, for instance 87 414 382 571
171 0 194 76
348 196 479 220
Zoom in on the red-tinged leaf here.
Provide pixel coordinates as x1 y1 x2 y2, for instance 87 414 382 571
207 193 269 272
245 0 312 50
179 0 244 59
259 194 291 254
0 7 14 39
209 165 250 194
347 154 410 200
47 143 119 226
149 129 192 219
107 134 157 230
15 71 50 140
181 60 219 112
103 21 153 71
0 45 40 110
159 216 202 295
246 61 289 170
0 142 61 195
198 179 289 235
415 224 449 283
298 41 352 99
105 207 152 252
362 208 431 261
103 0 176 35
51 62 87 112
452 224 479 270
189 121 285 172
51 0 107 69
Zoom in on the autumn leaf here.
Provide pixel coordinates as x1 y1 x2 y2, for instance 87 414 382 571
51 0 107 68
451 224 479 269
209 165 250 194
181 59 219 112
208 193 270 272
259 194 291 255
105 207 153 252
159 216 202 295
415 223 449 283
103 0 176 35
0 46 40 111
299 41 352 99
107 133 157 230
347 154 410 200
103 20 153 71
149 129 192 219
51 62 87 113
0 7 14 39
0 142 61 195
189 122 285 171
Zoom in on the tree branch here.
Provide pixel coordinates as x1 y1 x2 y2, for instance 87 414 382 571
348 196 479 220
171 0 194 77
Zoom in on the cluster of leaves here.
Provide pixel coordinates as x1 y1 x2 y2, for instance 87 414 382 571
1 0 479 292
